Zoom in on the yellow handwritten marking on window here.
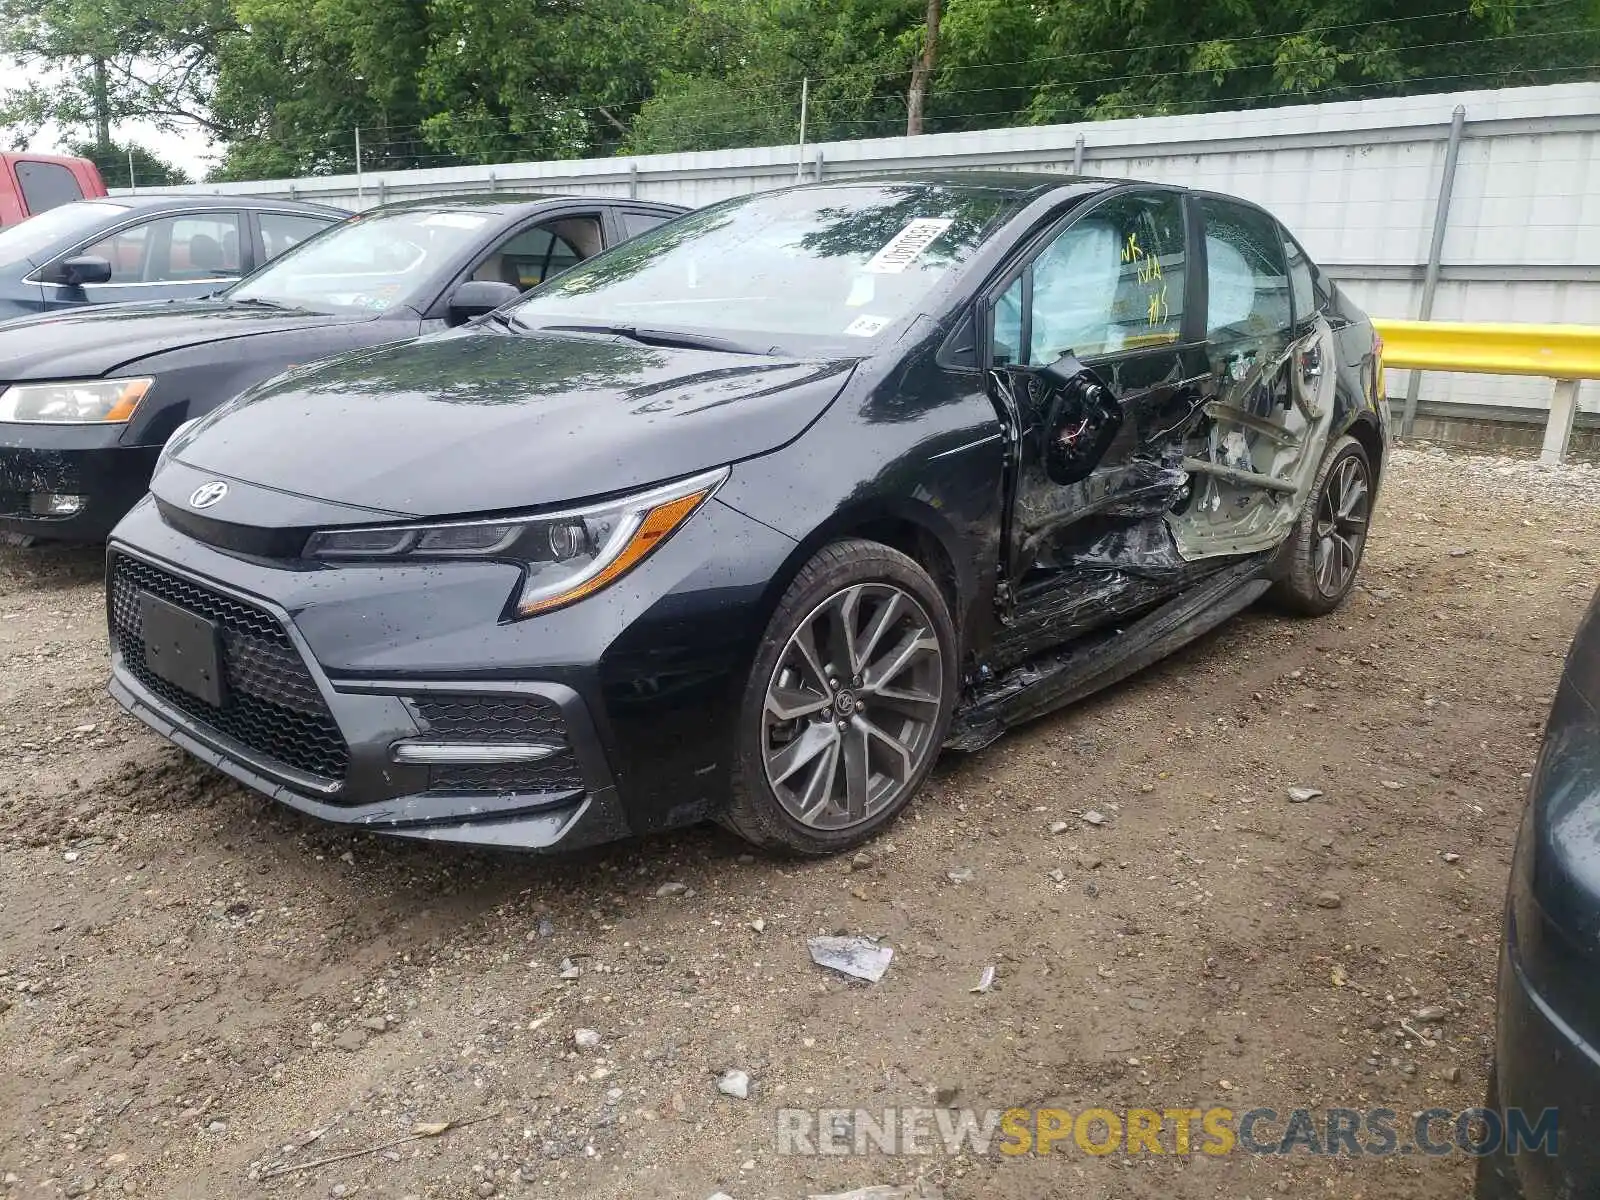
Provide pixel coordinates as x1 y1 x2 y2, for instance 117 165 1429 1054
1147 282 1170 327
1122 232 1142 264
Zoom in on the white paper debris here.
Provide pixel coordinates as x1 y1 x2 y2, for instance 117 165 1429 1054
808 935 894 983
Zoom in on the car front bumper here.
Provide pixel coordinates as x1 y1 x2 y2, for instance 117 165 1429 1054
1485 898 1598 1199
105 492 795 850
0 422 159 540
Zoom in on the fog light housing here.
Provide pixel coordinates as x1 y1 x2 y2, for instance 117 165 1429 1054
29 493 86 516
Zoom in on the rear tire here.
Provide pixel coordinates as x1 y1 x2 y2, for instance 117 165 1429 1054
1270 434 1372 616
720 538 957 855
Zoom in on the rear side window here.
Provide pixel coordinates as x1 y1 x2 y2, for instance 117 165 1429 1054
1282 230 1317 324
621 209 672 239
259 213 333 262
1201 198 1290 340
16 162 84 214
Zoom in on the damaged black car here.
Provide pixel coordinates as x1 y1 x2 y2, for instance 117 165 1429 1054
106 174 1389 854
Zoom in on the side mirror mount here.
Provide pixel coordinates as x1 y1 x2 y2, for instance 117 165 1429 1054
447 280 521 326
56 255 114 287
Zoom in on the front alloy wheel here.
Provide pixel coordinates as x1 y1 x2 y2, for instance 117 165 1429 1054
724 538 957 854
762 582 944 830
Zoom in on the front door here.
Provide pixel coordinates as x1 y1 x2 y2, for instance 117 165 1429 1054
40 210 247 310
986 188 1211 655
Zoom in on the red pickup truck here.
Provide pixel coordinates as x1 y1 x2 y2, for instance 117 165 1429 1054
0 153 110 228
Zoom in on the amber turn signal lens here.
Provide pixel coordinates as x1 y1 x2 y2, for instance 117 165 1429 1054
102 379 154 423
518 487 712 617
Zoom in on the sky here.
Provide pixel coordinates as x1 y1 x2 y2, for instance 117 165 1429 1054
5 59 220 181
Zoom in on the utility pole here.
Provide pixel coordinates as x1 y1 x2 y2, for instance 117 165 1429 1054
906 0 941 136
127 148 136 193
354 126 363 205
796 77 809 182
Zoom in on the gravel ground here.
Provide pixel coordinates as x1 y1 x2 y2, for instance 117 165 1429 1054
1 444 1597 1200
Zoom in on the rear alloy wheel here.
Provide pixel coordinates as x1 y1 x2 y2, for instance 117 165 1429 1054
723 539 956 854
1271 434 1373 616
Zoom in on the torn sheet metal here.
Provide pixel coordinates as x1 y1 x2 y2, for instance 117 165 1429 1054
1166 317 1337 561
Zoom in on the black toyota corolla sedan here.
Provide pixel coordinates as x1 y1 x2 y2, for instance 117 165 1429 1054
106 174 1389 854
0 193 683 541
1477 587 1600 1200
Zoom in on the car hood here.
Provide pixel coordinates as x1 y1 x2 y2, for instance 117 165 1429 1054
173 328 858 517
0 299 375 379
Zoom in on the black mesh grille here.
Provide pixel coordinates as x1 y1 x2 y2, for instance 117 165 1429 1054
109 554 349 782
426 760 584 796
413 696 583 796
414 696 568 743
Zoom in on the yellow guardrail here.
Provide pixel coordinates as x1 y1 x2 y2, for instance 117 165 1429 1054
1370 319 1598 464
1373 319 1600 379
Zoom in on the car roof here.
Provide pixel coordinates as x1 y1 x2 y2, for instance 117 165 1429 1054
786 171 1133 202
366 193 687 219
92 193 347 217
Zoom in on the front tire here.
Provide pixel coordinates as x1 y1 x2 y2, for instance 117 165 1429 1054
1270 434 1372 616
721 538 957 855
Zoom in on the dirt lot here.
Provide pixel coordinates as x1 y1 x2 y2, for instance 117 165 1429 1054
1 445 1597 1200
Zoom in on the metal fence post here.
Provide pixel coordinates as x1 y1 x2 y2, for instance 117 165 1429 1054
814 149 825 181
1401 104 1467 437
1073 133 1085 175
1542 379 1581 465
629 163 639 198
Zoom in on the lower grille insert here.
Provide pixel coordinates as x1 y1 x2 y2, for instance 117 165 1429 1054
109 554 349 782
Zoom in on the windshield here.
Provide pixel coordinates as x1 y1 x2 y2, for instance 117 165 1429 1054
0 201 132 266
229 208 494 313
510 184 1016 352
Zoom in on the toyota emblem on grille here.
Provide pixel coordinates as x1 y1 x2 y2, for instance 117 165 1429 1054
189 481 228 509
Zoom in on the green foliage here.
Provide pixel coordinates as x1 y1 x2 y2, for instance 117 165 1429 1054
5 0 1597 178
0 0 236 141
64 139 193 188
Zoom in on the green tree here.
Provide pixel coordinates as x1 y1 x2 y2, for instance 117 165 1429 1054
930 0 1600 131
0 0 237 147
64 139 193 188
208 0 435 179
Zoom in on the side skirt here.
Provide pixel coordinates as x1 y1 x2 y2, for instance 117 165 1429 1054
946 558 1273 751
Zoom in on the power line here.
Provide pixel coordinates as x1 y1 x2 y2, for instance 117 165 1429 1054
304 0 1583 147
342 32 1596 162
327 60 1598 175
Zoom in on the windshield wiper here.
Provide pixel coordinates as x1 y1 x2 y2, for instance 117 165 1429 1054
227 296 293 310
533 323 768 356
479 309 526 331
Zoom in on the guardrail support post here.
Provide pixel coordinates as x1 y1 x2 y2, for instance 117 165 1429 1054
1073 133 1085 175
629 163 639 198
1542 379 1581 465
1401 104 1467 438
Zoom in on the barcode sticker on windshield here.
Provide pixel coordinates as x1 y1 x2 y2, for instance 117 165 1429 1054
844 314 892 337
863 218 953 274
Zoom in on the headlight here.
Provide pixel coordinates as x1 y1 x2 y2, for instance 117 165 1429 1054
0 377 154 424
304 467 728 618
